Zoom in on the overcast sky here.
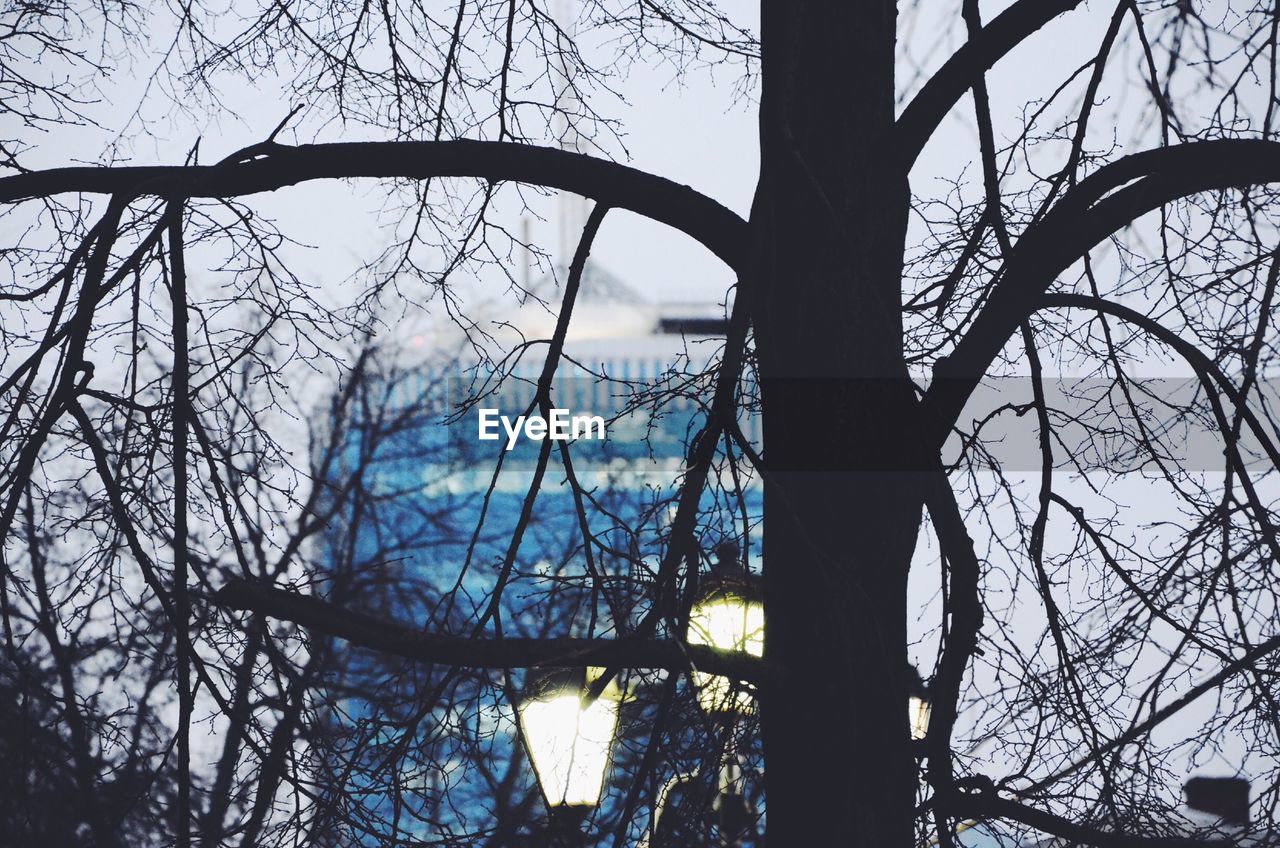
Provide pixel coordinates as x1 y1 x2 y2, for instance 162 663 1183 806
17 0 1274 813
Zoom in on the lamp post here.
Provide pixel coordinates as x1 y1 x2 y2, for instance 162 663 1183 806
516 562 933 847
683 544 764 847
518 667 620 845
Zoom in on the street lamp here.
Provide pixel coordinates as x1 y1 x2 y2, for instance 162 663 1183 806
908 663 931 741
518 667 620 815
686 553 764 715
682 544 763 847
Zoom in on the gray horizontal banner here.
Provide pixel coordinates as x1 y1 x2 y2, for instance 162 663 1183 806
943 376 1279 474
370 374 1280 474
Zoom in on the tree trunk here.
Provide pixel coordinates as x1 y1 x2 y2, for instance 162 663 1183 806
753 3 922 845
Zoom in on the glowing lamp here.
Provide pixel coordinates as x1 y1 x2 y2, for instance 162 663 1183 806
518 668 620 810
687 573 764 714
908 664 931 741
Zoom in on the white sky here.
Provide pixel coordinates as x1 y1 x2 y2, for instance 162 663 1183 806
11 0 1277 825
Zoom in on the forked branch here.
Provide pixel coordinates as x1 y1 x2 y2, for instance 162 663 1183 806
924 138 1280 448
895 0 1086 169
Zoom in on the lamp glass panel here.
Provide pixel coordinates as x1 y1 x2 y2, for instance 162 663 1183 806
688 593 764 713
909 694 931 741
519 691 619 807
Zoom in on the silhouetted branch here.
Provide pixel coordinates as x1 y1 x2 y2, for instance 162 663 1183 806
212 579 771 683
956 792 1233 848
0 140 749 272
922 471 984 778
895 0 1086 169
925 139 1280 448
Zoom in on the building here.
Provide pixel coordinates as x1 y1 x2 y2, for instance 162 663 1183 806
316 255 764 843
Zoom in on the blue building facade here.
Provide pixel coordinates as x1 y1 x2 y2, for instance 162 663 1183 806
317 283 766 845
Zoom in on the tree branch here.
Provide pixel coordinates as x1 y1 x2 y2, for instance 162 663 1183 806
924 138 1280 450
166 199 193 848
0 140 748 272
212 579 770 684
956 792 1232 848
988 293 1280 793
922 471 984 775
895 0 1086 170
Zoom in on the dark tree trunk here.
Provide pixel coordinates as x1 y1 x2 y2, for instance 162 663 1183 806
753 3 922 845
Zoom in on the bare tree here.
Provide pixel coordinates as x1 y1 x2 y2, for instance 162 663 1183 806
3 1 1280 846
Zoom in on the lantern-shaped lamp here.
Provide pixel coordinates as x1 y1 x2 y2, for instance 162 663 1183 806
518 668 620 810
687 570 764 714
908 664 931 741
